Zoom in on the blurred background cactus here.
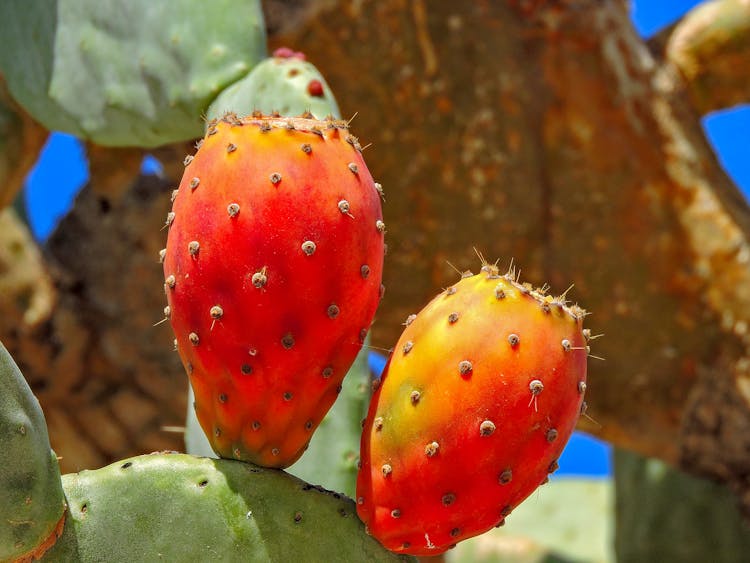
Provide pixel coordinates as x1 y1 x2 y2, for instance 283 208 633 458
2 0 750 560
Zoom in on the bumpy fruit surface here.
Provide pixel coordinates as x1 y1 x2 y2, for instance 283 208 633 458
356 264 589 556
163 113 384 468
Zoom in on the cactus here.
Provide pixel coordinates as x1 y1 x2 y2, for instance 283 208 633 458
184 384 215 458
447 477 613 563
0 0 267 147
42 453 410 562
207 48 341 122
0 342 65 562
357 264 589 555
163 112 385 468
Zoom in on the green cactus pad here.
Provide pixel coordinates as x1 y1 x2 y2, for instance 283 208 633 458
206 53 340 122
0 0 266 147
44 453 412 562
0 341 65 561
184 384 215 459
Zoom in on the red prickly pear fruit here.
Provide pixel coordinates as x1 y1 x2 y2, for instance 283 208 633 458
356 263 589 556
163 113 385 468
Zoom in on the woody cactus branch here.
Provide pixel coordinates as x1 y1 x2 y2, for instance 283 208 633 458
666 0 750 115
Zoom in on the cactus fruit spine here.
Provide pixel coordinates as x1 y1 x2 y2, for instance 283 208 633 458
207 48 341 122
356 264 589 556
0 341 65 562
164 113 385 468
0 0 266 147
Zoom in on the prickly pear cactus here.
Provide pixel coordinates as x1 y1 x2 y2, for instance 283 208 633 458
0 0 266 147
0 341 65 562
207 48 341 122
0 341 409 561
448 477 614 562
185 384 215 458
42 453 412 562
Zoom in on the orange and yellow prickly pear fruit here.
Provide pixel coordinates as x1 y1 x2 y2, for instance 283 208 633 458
357 262 589 556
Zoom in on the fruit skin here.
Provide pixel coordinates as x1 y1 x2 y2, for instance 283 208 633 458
0 340 65 562
163 113 384 469
356 265 588 556
184 341 373 498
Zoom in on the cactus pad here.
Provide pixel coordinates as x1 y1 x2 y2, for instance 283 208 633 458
0 0 267 147
0 341 65 562
288 343 372 497
43 453 412 562
207 50 340 122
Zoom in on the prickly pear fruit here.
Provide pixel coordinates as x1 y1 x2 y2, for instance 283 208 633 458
356 264 589 556
163 113 385 468
0 341 65 562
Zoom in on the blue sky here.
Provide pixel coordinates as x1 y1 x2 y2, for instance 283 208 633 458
22 1 749 476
